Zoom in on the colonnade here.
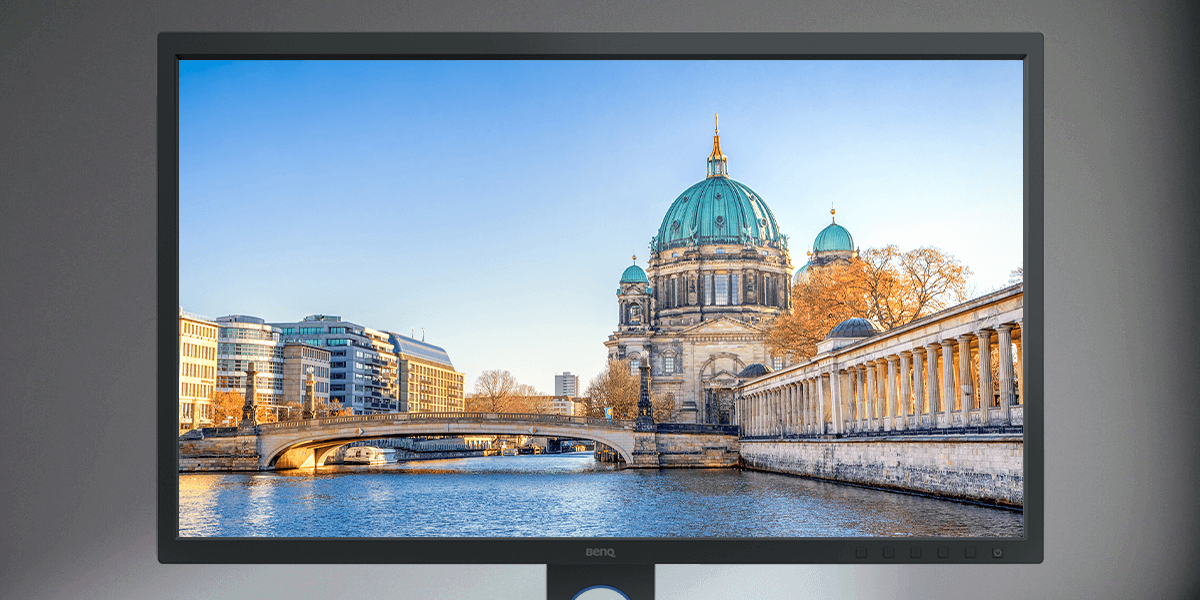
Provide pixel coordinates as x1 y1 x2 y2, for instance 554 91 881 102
734 287 1024 437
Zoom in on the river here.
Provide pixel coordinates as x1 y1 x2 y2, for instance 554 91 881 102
178 452 1022 537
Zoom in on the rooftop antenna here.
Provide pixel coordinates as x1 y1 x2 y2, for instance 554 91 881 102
422 327 425 342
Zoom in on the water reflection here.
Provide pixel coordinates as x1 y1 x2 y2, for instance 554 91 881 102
179 452 1022 538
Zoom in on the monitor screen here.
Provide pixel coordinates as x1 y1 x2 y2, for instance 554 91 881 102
160 33 1042 569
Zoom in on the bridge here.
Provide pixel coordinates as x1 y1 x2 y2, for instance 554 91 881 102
178 411 741 471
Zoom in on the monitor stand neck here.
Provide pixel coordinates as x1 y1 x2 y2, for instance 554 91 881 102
547 564 655 599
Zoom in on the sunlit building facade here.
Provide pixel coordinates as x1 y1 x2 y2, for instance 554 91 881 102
179 309 218 432
390 334 465 414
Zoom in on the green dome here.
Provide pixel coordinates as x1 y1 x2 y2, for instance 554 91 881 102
813 222 854 253
653 177 785 252
792 262 810 285
620 264 649 284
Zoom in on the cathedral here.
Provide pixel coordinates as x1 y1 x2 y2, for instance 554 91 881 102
605 120 858 424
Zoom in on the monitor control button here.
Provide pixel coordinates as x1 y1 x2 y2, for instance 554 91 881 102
855 547 868 559
910 547 922 559
992 547 1004 559
937 546 950 559
883 547 895 559
965 546 977 559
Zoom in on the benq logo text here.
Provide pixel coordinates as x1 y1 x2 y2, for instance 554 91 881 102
586 548 617 558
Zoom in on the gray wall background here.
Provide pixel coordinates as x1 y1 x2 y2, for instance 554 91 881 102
2 0 1197 598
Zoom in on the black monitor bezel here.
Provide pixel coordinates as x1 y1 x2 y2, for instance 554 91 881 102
158 32 1043 564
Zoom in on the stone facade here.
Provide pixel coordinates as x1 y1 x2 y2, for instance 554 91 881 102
739 435 1023 508
606 126 794 424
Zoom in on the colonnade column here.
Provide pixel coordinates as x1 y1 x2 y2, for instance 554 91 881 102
885 357 897 431
899 353 911 430
830 369 843 434
912 349 925 428
857 365 867 432
941 341 955 427
997 324 1015 424
977 329 994 426
815 374 826 435
864 364 877 431
1016 320 1024 405
848 367 859 432
956 334 973 426
925 343 940 428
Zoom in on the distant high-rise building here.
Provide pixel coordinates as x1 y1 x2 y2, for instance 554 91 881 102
179 309 218 432
554 372 580 397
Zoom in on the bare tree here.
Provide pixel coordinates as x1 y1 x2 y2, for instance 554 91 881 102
470 369 520 412
583 359 640 420
768 245 971 360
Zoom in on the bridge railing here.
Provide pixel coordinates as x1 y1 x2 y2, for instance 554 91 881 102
255 411 632 433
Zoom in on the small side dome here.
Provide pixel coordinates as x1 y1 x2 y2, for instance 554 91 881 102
737 363 773 378
813 222 854 253
826 317 883 339
792 262 810 285
620 264 649 284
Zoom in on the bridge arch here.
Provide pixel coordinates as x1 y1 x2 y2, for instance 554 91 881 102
256 414 638 470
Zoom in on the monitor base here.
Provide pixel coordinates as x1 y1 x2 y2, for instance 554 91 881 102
546 563 655 600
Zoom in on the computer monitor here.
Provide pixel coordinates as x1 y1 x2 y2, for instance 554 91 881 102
159 33 1042 598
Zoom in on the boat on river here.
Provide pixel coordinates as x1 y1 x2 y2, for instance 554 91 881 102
343 446 397 465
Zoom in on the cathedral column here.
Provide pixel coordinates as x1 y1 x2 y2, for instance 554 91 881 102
926 343 940 428
977 329 994 426
899 353 911 430
912 349 926 428
957 334 974 426
997 324 1015 425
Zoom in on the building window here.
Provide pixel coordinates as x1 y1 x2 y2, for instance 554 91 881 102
630 359 640 375
664 356 675 373
730 273 739 304
704 274 713 305
773 357 783 370
714 274 728 305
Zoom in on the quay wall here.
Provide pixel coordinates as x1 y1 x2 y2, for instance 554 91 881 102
739 435 1023 508
178 434 260 472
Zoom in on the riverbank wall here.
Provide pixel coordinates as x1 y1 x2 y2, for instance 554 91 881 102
738 435 1023 508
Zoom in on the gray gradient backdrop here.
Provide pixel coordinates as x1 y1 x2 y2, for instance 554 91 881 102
2 1 1197 598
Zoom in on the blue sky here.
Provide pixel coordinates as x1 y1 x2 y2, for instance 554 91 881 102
179 59 1023 393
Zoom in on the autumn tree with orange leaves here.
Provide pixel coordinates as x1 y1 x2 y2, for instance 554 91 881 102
767 245 970 360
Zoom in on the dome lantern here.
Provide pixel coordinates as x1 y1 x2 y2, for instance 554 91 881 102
707 114 729 178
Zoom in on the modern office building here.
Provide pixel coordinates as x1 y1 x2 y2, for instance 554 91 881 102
269 315 401 415
178 309 218 432
554 372 580 397
215 315 286 417
388 333 465 414
282 342 332 411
